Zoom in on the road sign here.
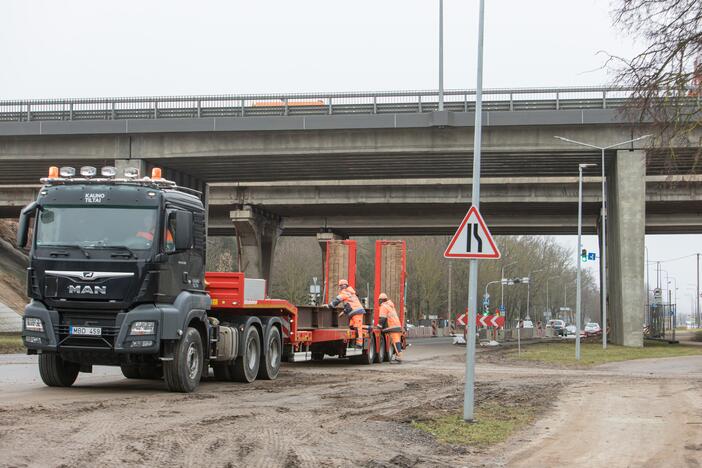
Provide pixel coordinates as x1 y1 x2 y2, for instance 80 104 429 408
444 206 500 259
587 252 596 261
456 313 468 326
499 304 505 313
477 315 505 327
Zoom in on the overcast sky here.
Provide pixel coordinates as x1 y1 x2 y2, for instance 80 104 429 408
1 0 698 320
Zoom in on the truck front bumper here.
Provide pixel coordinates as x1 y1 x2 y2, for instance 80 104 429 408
22 301 163 355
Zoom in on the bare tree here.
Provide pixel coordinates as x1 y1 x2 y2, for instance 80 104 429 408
611 0 702 169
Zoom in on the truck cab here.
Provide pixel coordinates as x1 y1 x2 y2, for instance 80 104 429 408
19 165 213 391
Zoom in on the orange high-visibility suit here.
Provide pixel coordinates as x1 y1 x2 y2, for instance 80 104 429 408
329 283 366 347
378 295 403 361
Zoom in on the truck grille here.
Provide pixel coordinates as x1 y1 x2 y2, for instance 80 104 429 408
57 313 120 350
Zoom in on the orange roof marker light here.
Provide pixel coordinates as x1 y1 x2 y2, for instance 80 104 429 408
48 166 59 178
151 167 163 180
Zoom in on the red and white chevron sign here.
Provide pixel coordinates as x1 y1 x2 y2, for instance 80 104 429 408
455 313 468 326
477 315 505 327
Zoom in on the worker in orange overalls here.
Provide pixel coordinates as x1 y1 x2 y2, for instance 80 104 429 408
378 293 404 362
324 279 366 348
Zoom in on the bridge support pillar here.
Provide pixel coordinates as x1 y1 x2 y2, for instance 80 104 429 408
230 206 282 284
606 149 646 347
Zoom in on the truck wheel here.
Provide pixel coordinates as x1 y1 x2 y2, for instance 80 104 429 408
120 365 141 379
356 334 375 365
374 334 386 363
257 327 281 380
163 327 203 393
233 326 260 383
39 352 80 387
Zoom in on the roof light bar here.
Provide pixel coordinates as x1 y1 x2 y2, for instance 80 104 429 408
59 167 76 177
101 166 117 177
80 166 97 177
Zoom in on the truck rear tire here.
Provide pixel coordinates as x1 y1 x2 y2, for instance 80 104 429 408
354 334 375 365
120 365 141 379
233 325 260 383
258 327 281 380
163 327 203 393
39 352 80 387
374 334 386 363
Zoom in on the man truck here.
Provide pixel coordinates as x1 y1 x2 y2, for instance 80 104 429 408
18 165 405 392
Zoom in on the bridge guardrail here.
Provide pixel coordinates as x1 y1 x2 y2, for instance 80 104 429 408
0 86 694 123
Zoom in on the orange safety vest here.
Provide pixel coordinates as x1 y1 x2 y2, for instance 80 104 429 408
379 300 402 333
331 286 365 317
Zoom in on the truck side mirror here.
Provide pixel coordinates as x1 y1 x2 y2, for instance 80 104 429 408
17 202 37 248
173 210 193 251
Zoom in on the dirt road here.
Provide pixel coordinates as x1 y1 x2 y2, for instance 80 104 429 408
1 339 701 467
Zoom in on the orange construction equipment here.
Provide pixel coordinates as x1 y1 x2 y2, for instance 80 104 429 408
378 293 403 361
327 280 366 347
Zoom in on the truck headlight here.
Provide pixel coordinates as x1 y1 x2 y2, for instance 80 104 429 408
25 317 44 332
129 321 156 336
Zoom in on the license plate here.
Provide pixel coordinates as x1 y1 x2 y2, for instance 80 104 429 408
70 326 102 336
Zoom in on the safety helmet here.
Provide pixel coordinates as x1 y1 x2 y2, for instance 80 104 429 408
378 293 388 300
338 279 348 288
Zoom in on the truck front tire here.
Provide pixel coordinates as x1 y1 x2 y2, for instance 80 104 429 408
39 352 80 387
163 327 203 393
257 327 281 380
233 326 260 383
375 334 386 363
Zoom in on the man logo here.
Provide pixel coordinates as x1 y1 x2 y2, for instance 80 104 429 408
80 272 95 280
68 285 106 295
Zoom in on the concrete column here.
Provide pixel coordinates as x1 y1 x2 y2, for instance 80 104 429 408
606 149 646 347
230 206 282 284
115 159 146 177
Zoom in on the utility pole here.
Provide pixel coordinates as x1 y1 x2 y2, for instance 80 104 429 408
463 0 485 423
438 0 444 111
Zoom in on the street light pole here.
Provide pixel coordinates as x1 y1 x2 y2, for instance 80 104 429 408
554 134 652 350
501 260 517 315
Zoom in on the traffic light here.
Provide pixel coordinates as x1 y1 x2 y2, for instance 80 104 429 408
581 249 588 262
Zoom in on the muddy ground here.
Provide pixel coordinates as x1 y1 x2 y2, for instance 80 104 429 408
0 338 701 467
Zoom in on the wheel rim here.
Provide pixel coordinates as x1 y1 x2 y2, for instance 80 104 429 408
269 337 280 368
186 342 199 380
247 336 258 371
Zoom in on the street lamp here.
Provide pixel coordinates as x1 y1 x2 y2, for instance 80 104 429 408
555 133 652 350
576 163 596 360
438 0 444 111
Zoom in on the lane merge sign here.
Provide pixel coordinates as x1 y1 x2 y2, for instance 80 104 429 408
444 206 500 259
477 315 505 327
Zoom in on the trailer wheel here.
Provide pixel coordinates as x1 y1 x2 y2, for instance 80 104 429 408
39 352 80 387
257 327 281 380
233 326 260 383
163 327 203 393
374 334 386 363
356 334 375 365
120 365 141 379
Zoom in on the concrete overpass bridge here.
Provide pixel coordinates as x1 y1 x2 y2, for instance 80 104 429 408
1 86 701 347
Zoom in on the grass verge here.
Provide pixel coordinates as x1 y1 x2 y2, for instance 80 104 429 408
412 403 536 448
0 333 24 354
507 340 702 366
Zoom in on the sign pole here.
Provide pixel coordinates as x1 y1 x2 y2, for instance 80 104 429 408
463 0 485 423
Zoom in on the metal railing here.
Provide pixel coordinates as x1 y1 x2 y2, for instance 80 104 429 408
0 86 646 122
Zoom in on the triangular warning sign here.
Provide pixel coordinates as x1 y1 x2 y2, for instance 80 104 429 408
444 206 501 259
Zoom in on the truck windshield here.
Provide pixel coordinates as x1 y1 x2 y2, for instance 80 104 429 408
36 206 159 251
